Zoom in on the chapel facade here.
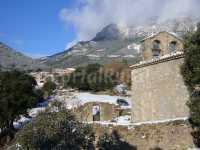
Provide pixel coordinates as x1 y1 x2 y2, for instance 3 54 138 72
130 31 189 123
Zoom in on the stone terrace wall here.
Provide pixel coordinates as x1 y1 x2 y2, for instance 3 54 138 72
93 120 194 150
131 56 189 123
75 102 119 122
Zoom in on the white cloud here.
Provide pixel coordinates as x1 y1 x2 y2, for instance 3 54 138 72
158 0 199 22
60 0 200 43
65 39 78 50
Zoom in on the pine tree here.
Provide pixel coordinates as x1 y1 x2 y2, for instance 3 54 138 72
0 71 38 141
181 23 200 147
42 79 56 96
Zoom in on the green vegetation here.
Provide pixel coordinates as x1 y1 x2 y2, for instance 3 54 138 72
15 101 136 150
43 38 141 69
102 61 132 87
97 130 136 150
181 23 200 147
64 63 116 92
16 101 95 150
42 79 57 97
63 62 132 92
0 71 39 142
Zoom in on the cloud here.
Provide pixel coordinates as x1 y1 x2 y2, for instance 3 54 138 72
65 39 78 50
60 0 200 42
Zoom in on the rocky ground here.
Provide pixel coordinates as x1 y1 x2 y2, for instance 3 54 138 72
93 119 195 150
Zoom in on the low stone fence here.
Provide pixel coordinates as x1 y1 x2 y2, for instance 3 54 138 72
93 120 194 150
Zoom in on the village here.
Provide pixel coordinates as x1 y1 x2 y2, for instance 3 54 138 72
27 31 188 123
9 31 197 149
1 0 200 149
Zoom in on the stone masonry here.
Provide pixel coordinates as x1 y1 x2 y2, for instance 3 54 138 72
141 31 183 61
130 31 189 123
131 55 189 122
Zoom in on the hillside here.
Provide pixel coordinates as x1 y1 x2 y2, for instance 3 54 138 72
0 16 198 70
40 39 142 68
0 42 47 71
40 16 198 68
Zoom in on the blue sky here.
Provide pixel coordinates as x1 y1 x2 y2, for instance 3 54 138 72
0 0 199 58
0 0 77 57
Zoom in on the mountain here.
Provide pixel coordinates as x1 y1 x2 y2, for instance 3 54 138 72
40 16 198 68
94 17 198 41
40 38 142 68
92 24 125 41
1 16 198 70
0 42 47 71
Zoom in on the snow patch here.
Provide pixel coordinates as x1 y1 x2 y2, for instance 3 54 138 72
13 116 32 129
55 92 131 110
113 115 131 124
133 117 188 126
123 55 135 58
87 54 100 58
127 43 141 53
114 84 128 95
96 48 105 52
87 117 188 127
28 107 46 118
107 55 121 58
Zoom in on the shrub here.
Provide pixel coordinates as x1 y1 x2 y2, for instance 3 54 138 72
42 80 56 96
181 23 200 147
0 71 38 142
16 101 95 150
97 130 137 150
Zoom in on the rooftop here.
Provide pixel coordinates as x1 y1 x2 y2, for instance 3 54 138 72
130 51 184 69
141 31 183 42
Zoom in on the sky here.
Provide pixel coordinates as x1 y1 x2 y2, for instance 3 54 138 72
0 0 199 58
0 0 77 57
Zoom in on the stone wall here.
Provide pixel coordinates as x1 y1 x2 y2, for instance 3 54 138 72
131 56 189 123
75 102 119 122
93 120 194 150
142 32 183 61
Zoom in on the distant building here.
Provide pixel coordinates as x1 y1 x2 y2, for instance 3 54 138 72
55 91 132 122
75 101 131 122
52 68 75 76
130 31 189 123
30 71 54 87
30 68 75 87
